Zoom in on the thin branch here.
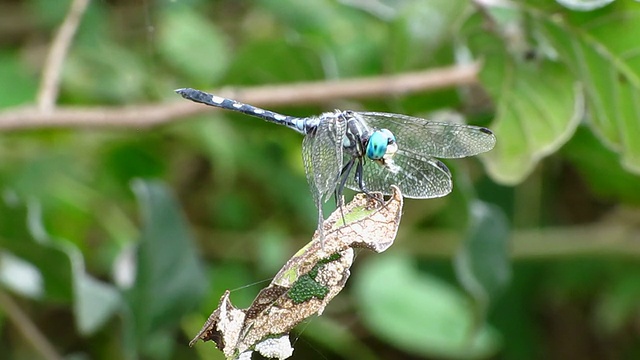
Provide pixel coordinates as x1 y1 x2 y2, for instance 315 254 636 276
197 217 640 259
36 0 90 112
0 63 479 132
0 290 64 360
405 206 640 258
403 224 640 259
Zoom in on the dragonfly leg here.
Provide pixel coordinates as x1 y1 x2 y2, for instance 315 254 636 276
355 158 386 208
316 199 325 249
335 159 355 226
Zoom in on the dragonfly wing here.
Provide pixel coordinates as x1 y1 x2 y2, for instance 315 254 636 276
358 112 496 159
345 149 453 199
302 116 346 205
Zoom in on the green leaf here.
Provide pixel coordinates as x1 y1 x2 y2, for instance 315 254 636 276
75 272 121 335
0 197 72 302
157 6 230 84
0 195 121 335
454 201 511 314
527 4 640 175
126 179 207 351
354 254 501 359
466 12 582 185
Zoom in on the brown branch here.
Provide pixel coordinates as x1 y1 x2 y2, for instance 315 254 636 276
402 225 640 259
0 290 63 360
197 210 640 260
36 0 90 111
0 63 480 132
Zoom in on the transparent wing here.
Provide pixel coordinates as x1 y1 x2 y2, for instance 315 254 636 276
345 150 453 199
302 115 346 205
357 112 496 159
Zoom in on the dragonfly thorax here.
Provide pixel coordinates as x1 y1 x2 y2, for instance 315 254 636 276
338 111 400 171
340 111 370 157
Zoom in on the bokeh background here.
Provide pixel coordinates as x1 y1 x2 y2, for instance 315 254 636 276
1 0 640 359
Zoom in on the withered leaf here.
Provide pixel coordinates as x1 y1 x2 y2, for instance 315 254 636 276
191 186 403 359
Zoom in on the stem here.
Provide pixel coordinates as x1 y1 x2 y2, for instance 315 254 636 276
0 290 64 360
36 0 90 112
0 63 480 131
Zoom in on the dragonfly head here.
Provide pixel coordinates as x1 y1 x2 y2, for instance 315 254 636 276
366 129 397 160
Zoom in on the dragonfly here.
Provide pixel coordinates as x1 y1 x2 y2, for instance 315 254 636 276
176 88 496 241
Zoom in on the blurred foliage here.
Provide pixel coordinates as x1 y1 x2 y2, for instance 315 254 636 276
1 0 640 359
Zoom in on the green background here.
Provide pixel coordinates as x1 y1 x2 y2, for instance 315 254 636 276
1 0 640 359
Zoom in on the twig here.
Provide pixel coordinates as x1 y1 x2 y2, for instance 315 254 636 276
0 63 479 132
36 0 90 112
0 290 64 360
404 225 640 258
197 219 640 259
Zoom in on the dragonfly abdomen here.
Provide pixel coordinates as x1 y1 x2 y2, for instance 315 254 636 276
176 88 308 134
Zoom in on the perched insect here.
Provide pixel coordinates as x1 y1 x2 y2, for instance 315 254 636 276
176 88 496 240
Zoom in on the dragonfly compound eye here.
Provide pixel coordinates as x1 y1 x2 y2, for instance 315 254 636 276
366 130 394 160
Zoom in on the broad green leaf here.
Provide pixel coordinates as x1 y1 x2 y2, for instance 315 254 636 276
0 196 121 335
75 272 121 335
126 180 207 352
0 195 71 302
157 7 230 85
354 254 500 359
454 201 511 315
527 4 640 175
466 12 582 185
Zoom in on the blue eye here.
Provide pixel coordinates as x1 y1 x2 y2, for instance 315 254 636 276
366 129 395 160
